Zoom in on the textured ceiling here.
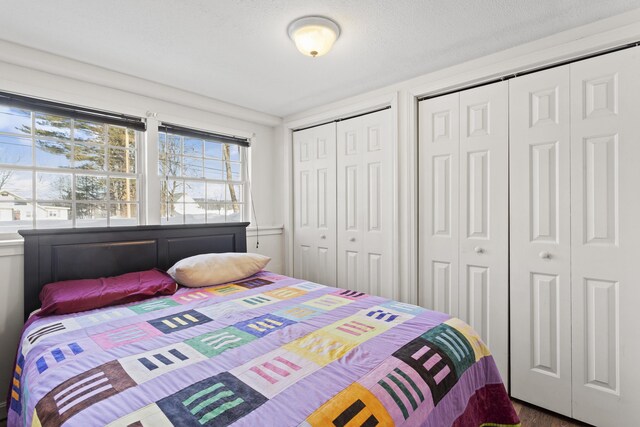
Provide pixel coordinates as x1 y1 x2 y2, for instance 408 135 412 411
0 0 639 117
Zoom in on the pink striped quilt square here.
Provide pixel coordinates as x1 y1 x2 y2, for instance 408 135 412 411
90 322 162 350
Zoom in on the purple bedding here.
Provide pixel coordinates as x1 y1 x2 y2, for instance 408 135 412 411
8 271 520 426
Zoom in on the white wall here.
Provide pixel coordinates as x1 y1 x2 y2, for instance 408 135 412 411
0 242 23 413
0 42 286 399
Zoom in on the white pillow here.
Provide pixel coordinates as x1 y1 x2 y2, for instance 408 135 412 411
167 252 271 288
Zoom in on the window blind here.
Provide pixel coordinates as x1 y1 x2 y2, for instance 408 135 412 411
0 91 146 131
158 123 250 147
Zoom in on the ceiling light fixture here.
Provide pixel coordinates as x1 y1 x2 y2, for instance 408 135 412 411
288 16 341 58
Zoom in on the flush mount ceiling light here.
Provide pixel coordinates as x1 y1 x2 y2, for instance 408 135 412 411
288 16 341 58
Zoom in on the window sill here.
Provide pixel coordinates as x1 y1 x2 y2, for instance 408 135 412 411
0 236 24 257
0 233 23 244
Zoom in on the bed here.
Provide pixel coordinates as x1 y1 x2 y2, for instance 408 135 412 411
8 223 520 427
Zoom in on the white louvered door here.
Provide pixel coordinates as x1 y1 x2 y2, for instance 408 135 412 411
293 123 337 286
458 82 509 382
509 66 573 416
418 92 460 315
570 47 640 427
418 81 509 383
336 109 394 298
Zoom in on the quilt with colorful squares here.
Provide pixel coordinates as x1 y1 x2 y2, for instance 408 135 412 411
8 271 520 427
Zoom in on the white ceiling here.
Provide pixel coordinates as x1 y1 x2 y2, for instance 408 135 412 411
1 1 639 118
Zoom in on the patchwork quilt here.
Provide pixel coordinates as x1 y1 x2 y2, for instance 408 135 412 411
8 272 520 426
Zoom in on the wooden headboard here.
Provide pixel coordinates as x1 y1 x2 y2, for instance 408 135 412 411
18 222 249 320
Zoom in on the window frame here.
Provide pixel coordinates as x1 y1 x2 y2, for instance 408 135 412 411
156 128 250 225
0 106 143 233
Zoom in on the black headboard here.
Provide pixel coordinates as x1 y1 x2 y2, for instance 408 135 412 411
18 222 249 320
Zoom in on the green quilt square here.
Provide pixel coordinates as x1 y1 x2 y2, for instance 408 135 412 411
184 326 257 357
129 298 180 314
421 323 475 378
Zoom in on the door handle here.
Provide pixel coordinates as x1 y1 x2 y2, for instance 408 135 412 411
474 246 484 254
539 251 551 260
349 237 356 242
320 235 326 239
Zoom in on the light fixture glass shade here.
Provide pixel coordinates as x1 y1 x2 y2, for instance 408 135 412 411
288 16 340 57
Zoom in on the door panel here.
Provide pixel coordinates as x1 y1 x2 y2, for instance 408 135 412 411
368 162 381 231
418 93 460 315
368 253 382 296
337 109 393 298
509 65 572 415
459 81 509 383
570 47 640 427
298 245 311 279
432 261 453 314
583 135 617 244
317 169 328 228
531 273 560 373
466 150 488 238
345 165 358 230
293 123 337 286
531 141 559 242
299 170 310 227
466 264 489 340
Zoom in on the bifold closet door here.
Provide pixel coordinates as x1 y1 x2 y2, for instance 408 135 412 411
570 47 640 426
293 123 337 286
418 92 460 315
418 82 509 382
509 66 572 416
458 82 509 382
336 109 393 298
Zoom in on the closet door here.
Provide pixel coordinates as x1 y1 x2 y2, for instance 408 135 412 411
570 47 640 426
509 66 572 415
293 123 337 286
418 92 460 314
458 82 509 381
336 109 394 298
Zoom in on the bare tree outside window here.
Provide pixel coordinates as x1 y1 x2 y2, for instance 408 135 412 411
0 169 12 191
160 133 183 219
223 144 239 212
159 131 245 224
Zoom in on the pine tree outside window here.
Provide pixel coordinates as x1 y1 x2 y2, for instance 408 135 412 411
0 105 141 233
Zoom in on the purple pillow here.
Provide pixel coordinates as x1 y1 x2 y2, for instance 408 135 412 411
39 269 178 316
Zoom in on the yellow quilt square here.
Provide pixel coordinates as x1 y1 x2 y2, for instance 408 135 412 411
306 382 393 427
205 284 247 296
284 329 356 366
263 287 307 300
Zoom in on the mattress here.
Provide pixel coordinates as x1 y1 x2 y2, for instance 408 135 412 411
8 271 520 426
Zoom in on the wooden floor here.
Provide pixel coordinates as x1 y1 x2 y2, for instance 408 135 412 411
512 399 591 427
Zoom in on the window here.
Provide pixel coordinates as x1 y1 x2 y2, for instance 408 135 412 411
0 92 250 235
0 99 143 233
158 125 248 225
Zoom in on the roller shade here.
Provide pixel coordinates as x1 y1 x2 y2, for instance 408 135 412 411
159 123 250 147
0 91 146 131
